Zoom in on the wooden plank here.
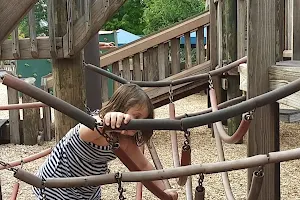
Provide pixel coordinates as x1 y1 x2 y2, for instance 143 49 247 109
7 86 20 144
22 78 39 145
170 38 180 75
112 62 121 92
293 0 300 60
247 1 279 199
0 37 63 60
237 0 246 58
40 77 51 141
276 0 284 61
47 0 57 58
100 12 210 67
158 43 167 79
122 58 131 80
28 8 38 58
66 0 74 56
196 27 205 65
0 0 38 44
12 28 20 59
184 33 192 69
143 50 150 80
133 53 142 81
149 47 159 81
101 66 109 102
286 0 293 50
145 61 211 108
63 0 126 57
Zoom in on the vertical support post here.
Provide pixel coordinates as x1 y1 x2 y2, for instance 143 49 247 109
293 0 300 60
47 0 57 58
208 0 222 132
7 86 20 144
22 78 40 145
53 0 86 142
84 34 102 111
223 0 242 142
247 1 280 199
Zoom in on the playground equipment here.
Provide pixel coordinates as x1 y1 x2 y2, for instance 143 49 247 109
1 0 300 199
1 58 300 199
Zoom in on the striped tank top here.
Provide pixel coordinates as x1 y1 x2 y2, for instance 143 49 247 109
32 123 117 199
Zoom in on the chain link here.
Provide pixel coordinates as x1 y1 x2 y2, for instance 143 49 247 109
169 83 174 103
95 122 120 149
197 173 205 192
0 161 17 172
244 109 255 120
183 129 191 150
115 172 126 200
208 73 213 89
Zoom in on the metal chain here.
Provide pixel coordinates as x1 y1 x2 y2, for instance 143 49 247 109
244 109 255 120
256 166 264 177
0 161 17 173
183 129 191 150
197 173 205 192
115 172 126 200
169 83 174 103
208 73 213 89
95 122 119 149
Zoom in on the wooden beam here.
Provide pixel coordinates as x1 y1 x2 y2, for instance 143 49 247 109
247 1 279 199
63 0 126 57
100 12 210 67
0 37 63 60
0 0 38 44
293 0 300 60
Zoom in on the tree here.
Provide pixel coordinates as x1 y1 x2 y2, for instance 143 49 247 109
143 0 205 34
102 0 146 35
19 0 48 38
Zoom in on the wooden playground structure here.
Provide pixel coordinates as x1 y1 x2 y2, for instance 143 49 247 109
1 0 300 199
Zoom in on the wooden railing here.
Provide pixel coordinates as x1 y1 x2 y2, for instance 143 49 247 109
99 11 210 101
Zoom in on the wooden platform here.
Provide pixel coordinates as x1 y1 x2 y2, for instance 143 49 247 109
238 60 300 110
280 109 300 123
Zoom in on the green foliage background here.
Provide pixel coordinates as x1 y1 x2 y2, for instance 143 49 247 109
18 0 206 37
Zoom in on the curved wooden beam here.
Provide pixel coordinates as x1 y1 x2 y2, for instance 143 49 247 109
0 0 38 44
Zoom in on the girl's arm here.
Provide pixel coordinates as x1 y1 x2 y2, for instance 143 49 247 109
117 135 177 200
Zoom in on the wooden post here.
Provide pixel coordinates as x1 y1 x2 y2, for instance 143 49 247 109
208 0 222 132
53 0 86 142
22 78 40 145
7 86 20 144
84 34 102 111
293 0 300 60
247 1 280 200
223 0 242 142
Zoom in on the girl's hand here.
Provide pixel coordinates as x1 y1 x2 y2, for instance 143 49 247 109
164 189 178 200
103 112 133 135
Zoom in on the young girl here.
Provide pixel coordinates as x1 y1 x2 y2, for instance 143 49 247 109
32 84 177 200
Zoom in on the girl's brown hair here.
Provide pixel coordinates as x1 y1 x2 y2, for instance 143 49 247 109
99 84 154 143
